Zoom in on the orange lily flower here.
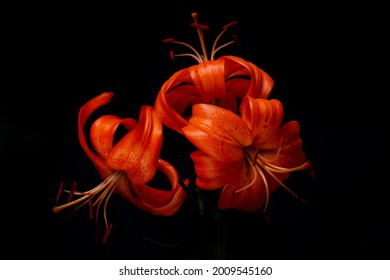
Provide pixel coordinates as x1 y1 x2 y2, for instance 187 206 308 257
154 12 274 133
54 92 188 239
181 96 311 212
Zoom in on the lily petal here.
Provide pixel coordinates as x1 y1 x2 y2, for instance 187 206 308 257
78 92 115 179
261 120 306 167
107 106 162 184
190 150 244 190
218 165 287 212
188 60 226 103
222 55 274 99
90 115 137 159
218 163 261 212
154 69 193 132
123 159 188 216
182 103 252 162
154 56 274 133
240 96 284 147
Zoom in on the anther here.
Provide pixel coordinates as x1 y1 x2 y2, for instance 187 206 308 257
190 23 209 30
223 21 238 30
102 223 113 244
162 38 175 43
170 50 175 60
306 161 315 177
56 180 64 202
67 181 77 202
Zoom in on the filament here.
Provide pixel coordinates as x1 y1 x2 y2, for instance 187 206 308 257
163 12 237 63
235 155 258 193
255 165 270 211
191 12 209 61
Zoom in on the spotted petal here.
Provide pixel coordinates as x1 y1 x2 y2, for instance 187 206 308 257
182 103 252 162
123 159 188 216
107 105 163 184
90 115 137 159
190 150 244 190
240 96 283 147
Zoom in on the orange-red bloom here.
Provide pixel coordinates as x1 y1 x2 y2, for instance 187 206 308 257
54 92 188 234
154 13 274 133
181 96 311 212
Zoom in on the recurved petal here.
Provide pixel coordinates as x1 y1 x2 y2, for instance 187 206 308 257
165 84 202 116
188 60 227 103
123 159 188 216
154 69 193 133
221 55 274 99
261 120 306 167
221 77 251 111
240 97 284 147
107 106 163 184
78 92 114 178
90 115 137 159
190 150 244 190
182 103 252 162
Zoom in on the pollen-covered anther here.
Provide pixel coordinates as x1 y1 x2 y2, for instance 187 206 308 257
162 38 175 43
190 23 209 30
67 181 77 202
223 21 238 29
56 181 64 202
102 223 113 244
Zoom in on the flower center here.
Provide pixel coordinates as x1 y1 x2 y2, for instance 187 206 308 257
235 145 312 211
162 12 238 63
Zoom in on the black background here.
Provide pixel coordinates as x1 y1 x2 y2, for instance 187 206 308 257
1 1 388 260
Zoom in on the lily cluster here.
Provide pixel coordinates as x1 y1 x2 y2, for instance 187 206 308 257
54 12 312 243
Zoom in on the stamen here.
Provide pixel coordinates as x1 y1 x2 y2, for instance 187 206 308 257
211 40 235 60
255 165 270 212
170 50 175 60
260 158 312 173
56 180 64 202
191 12 209 61
67 181 77 202
307 161 315 177
234 158 258 193
251 148 260 166
102 182 118 228
94 181 116 228
190 23 209 30
102 223 113 245
52 172 117 214
53 192 91 213
162 38 203 63
223 21 238 30
163 12 237 63
262 166 308 204
162 38 175 43
210 24 237 60
249 138 284 165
